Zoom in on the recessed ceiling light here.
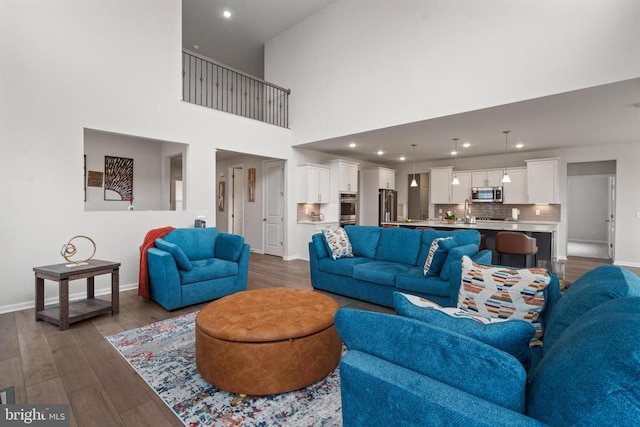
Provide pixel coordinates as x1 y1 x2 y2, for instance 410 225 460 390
462 142 470 148
516 143 524 148
377 150 384 155
349 142 356 148
400 156 406 161
222 10 232 19
193 44 200 50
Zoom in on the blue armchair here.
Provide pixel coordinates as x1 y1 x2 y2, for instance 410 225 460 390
147 228 249 310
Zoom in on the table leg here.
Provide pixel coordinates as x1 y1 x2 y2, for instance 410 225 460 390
111 268 119 314
35 275 44 322
87 276 95 299
59 279 69 331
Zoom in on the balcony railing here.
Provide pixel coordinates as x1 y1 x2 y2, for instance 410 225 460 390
182 49 290 128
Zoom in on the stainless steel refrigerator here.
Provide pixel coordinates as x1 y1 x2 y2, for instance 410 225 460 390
378 189 397 225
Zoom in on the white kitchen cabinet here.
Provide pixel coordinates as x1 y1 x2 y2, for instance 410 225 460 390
430 167 453 204
502 167 527 204
324 159 359 197
374 167 396 190
526 158 559 204
297 164 330 204
451 171 472 204
471 170 504 187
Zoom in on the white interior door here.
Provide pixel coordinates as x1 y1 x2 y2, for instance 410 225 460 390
607 175 616 260
263 160 284 257
232 166 244 235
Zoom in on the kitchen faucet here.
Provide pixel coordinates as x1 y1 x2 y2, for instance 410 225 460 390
464 199 474 224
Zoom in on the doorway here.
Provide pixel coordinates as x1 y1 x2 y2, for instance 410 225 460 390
566 161 616 260
169 154 183 210
263 159 285 257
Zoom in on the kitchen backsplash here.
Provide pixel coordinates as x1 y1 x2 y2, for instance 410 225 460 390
297 203 321 221
434 203 561 222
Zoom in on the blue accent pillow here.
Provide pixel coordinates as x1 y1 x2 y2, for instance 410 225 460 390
439 243 480 281
394 292 535 366
214 233 245 262
423 237 456 276
155 238 192 270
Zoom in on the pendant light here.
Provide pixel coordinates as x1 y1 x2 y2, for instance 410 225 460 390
410 144 418 187
501 131 511 183
451 138 460 185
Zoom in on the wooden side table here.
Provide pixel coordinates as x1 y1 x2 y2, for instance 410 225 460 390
33 259 120 330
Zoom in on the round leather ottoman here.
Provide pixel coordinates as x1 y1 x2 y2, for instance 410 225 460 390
195 288 342 395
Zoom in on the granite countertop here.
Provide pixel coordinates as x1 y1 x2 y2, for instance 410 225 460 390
382 220 559 233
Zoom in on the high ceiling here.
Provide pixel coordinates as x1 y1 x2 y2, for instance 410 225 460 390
183 1 640 164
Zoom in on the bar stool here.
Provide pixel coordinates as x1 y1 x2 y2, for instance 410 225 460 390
495 231 538 268
479 234 487 250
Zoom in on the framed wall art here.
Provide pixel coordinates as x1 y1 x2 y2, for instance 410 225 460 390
104 155 133 201
248 168 256 202
218 181 225 211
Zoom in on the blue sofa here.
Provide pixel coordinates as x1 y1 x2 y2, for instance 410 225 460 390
147 228 249 310
309 225 492 307
335 264 640 426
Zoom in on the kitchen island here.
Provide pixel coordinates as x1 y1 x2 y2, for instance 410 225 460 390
381 220 559 268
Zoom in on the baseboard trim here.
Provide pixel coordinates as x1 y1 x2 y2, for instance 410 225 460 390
613 260 640 268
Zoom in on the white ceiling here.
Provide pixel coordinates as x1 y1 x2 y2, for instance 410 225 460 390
183 1 640 165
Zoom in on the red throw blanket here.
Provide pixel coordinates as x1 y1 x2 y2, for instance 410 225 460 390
138 226 175 298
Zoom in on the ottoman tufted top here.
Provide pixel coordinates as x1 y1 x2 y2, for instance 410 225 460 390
196 288 340 342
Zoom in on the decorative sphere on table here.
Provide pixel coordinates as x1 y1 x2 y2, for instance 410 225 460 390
60 235 96 264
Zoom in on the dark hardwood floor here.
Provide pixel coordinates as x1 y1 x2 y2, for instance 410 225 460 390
1 253 638 426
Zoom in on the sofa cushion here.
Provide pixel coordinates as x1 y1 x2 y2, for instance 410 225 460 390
335 308 528 413
394 292 535 365
322 227 353 260
163 228 219 260
395 269 452 298
423 237 455 276
527 297 640 426
439 243 480 281
155 238 192 271
375 228 422 265
318 257 374 277
458 256 550 341
352 261 414 287
214 233 245 262
543 265 640 352
344 225 381 258
179 258 239 285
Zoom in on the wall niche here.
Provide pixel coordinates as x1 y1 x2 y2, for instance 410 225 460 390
83 128 187 212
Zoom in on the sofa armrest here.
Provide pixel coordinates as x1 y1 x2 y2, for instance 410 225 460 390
340 350 546 427
147 247 182 310
335 308 527 413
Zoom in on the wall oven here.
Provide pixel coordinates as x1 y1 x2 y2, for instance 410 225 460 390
340 193 357 226
471 187 503 203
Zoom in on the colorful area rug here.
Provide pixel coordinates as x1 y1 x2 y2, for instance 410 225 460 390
106 312 342 426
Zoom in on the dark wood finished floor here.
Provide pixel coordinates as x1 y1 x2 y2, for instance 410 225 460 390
1 253 638 426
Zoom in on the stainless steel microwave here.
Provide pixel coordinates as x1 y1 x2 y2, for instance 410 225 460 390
471 187 503 203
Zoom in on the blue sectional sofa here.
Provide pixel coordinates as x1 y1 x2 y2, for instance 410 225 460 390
335 264 640 426
147 228 249 310
309 225 492 307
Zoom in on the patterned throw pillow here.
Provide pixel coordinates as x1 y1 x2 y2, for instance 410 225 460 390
458 255 551 340
322 227 353 260
423 237 454 276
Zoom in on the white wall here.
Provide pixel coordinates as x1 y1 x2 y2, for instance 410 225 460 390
567 175 610 243
0 0 294 312
266 0 640 145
